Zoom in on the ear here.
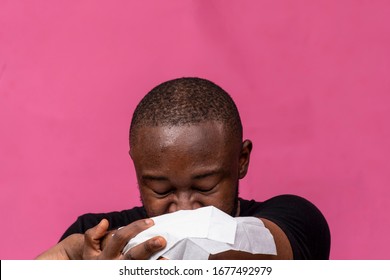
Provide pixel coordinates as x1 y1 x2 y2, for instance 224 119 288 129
238 140 252 179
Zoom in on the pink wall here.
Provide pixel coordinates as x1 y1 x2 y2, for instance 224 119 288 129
1 1 389 259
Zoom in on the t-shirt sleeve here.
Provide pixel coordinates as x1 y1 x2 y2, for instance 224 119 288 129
252 195 331 259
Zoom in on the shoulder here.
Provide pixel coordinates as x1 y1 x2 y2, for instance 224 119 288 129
240 195 331 259
240 194 316 214
60 206 147 241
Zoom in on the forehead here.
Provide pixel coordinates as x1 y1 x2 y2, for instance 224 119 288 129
130 122 238 168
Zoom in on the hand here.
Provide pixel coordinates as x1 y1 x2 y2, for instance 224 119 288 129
35 233 84 260
83 218 167 260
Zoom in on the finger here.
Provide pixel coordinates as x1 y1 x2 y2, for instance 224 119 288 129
83 219 110 258
124 236 166 260
100 229 116 251
103 218 155 259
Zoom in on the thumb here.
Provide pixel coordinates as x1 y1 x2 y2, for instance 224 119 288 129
83 219 110 259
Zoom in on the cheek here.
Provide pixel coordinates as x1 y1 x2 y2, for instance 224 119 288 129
217 181 238 212
140 189 173 217
194 184 237 214
139 181 238 217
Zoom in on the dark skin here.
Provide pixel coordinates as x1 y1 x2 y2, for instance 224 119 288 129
131 123 244 217
36 121 292 260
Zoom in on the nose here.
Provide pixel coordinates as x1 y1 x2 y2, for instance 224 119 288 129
168 191 201 212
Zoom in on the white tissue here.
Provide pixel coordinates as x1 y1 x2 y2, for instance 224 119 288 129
122 206 276 260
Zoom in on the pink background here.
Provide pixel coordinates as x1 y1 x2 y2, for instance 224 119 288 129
1 1 389 259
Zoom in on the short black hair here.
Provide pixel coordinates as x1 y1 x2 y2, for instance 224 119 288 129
129 77 243 147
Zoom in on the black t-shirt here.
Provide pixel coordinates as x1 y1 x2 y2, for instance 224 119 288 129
60 194 330 259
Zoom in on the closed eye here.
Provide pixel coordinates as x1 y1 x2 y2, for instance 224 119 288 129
193 186 215 193
153 189 173 196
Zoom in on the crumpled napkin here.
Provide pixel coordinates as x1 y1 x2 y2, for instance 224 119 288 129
122 206 276 260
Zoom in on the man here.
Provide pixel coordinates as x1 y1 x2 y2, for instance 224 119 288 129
36 77 330 260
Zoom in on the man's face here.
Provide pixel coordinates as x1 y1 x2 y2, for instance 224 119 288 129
130 121 252 217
